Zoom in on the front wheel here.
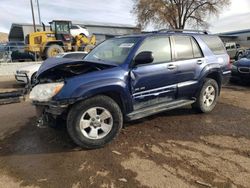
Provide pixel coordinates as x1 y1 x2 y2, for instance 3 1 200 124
67 95 123 149
192 78 219 113
30 72 37 85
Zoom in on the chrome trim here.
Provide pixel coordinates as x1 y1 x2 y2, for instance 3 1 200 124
133 84 177 97
238 67 250 74
177 81 198 88
134 90 172 99
222 70 231 75
133 80 198 99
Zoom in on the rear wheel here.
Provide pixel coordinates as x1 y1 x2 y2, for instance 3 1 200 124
67 95 123 149
192 78 219 113
45 44 64 58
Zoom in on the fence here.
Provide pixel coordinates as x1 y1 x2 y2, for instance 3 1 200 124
0 43 89 63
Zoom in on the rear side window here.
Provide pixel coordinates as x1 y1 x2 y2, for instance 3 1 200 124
173 36 202 60
191 39 203 58
200 35 226 55
136 36 171 64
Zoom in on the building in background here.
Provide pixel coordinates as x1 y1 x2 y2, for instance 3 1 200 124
219 29 250 48
8 21 140 43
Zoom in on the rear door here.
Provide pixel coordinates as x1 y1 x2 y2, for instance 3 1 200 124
171 35 204 98
130 36 178 110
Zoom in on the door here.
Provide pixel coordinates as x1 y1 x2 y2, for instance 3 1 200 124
130 36 178 110
171 35 204 98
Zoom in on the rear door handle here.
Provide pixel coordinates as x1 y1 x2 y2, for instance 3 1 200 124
197 60 203 65
167 64 177 70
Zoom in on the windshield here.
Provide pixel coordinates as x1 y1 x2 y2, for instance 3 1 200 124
85 37 140 64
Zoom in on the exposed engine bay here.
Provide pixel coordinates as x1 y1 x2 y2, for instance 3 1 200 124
36 58 116 83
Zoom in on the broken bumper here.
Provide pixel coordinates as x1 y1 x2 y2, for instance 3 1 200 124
33 101 69 117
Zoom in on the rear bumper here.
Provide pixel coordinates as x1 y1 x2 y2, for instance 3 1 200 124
222 70 231 85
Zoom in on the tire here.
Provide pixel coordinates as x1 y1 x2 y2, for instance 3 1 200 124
192 78 219 113
30 72 37 85
237 53 243 60
45 44 64 58
67 95 123 149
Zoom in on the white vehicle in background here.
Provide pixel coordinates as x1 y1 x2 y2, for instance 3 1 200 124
15 51 88 85
70 25 90 37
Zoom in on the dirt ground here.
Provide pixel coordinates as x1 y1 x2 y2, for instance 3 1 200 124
0 79 250 188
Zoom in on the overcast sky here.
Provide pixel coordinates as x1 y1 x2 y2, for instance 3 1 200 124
0 0 249 34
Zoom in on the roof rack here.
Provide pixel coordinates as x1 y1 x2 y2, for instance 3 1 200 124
157 29 209 34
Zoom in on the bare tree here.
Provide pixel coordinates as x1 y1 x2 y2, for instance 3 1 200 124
132 0 230 29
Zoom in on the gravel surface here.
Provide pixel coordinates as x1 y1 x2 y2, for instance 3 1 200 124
0 83 249 188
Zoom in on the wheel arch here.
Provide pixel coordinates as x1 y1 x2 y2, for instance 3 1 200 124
67 87 133 116
196 68 222 97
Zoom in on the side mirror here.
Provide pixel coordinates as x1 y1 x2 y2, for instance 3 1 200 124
134 51 154 66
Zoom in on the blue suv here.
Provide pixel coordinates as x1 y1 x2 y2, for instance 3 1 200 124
30 30 231 148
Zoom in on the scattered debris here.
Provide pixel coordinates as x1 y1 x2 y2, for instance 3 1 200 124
73 147 82 151
72 182 81 188
37 178 47 182
118 178 128 183
112 150 122 155
195 180 212 187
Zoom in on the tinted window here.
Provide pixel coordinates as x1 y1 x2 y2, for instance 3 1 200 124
136 36 171 64
191 38 203 58
200 35 226 55
85 37 140 64
174 36 194 60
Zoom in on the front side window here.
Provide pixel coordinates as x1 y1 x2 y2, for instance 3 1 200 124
136 36 172 64
85 37 140 64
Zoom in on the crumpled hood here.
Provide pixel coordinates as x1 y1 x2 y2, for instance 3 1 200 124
37 57 118 78
235 58 250 67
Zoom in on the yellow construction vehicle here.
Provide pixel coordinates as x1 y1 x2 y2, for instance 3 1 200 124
25 20 96 59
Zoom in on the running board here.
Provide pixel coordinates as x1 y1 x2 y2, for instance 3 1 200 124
126 99 195 121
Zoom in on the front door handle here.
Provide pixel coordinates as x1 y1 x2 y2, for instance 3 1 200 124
167 64 177 70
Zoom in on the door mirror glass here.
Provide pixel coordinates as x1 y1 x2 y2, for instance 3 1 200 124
134 51 154 66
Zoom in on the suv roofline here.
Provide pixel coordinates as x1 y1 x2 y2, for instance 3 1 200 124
116 30 216 39
157 29 209 35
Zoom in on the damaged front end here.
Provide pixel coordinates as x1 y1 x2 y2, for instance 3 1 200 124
30 57 117 128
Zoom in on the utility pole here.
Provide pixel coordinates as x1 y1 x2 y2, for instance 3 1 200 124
36 0 42 25
30 0 36 32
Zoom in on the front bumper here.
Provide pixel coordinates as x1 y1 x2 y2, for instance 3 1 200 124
33 100 69 117
231 68 250 80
